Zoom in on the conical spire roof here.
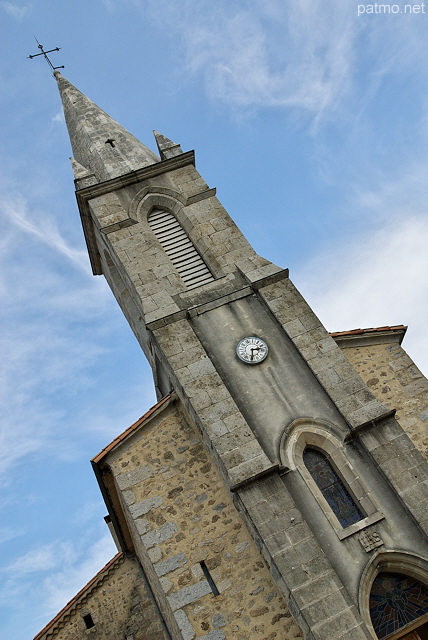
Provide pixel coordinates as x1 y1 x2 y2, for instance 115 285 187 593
153 130 183 160
55 71 160 183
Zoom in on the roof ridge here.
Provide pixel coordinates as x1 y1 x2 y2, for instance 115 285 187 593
33 552 124 640
330 325 406 337
91 394 171 464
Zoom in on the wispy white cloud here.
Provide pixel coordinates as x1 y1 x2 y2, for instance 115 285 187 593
72 500 107 526
143 0 427 134
51 110 65 124
0 527 24 545
0 531 116 627
41 533 116 614
0 191 112 477
146 0 354 123
3 542 64 577
1 2 30 20
297 211 428 376
355 163 428 223
1 194 90 271
0 181 156 481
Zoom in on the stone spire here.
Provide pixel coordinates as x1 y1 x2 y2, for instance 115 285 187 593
55 71 160 183
153 130 184 160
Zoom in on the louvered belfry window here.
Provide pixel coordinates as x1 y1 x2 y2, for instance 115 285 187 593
148 209 214 290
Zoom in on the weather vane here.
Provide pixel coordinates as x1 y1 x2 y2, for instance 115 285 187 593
28 37 64 73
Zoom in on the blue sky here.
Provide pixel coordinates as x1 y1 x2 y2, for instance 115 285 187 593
1 1 427 638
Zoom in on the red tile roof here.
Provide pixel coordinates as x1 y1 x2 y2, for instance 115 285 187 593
330 325 406 338
91 394 171 464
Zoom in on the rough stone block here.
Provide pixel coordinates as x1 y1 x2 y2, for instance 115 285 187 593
212 427 255 455
281 537 322 567
302 590 353 627
130 496 164 517
199 631 226 640
167 580 212 611
205 419 229 438
135 518 150 534
116 464 153 490
141 522 178 548
348 401 388 427
283 318 307 339
199 399 238 424
155 552 188 577
228 454 273 486
313 607 363 639
293 574 342 608
122 489 136 505
187 356 216 379
336 625 370 640
256 514 292 538
174 609 195 640
246 499 276 524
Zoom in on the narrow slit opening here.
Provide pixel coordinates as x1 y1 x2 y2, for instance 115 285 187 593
200 561 220 596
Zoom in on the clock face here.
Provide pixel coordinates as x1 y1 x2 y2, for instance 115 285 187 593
236 337 268 364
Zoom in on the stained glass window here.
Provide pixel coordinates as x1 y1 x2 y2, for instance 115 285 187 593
303 447 364 528
370 573 428 639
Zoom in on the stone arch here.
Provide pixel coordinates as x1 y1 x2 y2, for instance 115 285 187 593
129 187 186 225
359 551 428 639
279 417 347 471
128 187 222 284
148 209 214 290
280 418 383 539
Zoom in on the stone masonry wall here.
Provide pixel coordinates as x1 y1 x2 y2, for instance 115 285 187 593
106 400 303 640
35 554 169 640
152 318 273 488
258 278 428 537
86 158 283 328
338 340 428 458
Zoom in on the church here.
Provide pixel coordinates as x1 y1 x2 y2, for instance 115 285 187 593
34 72 428 640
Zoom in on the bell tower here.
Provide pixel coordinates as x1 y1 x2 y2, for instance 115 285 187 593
56 72 428 640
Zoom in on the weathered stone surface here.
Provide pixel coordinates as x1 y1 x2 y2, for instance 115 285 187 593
56 72 159 184
141 522 178 548
339 337 428 457
167 580 212 611
174 609 195 640
34 554 169 640
199 631 226 640
116 465 153 490
50 74 428 640
106 401 303 640
130 496 164 518
154 552 188 577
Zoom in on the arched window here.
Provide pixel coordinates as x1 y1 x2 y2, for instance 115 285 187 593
369 573 428 639
303 447 364 528
148 209 214 290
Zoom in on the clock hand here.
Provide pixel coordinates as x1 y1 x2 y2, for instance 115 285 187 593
250 346 260 360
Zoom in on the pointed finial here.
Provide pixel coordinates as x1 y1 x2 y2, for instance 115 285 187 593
70 157 97 189
153 130 184 160
28 37 64 74
56 74 159 182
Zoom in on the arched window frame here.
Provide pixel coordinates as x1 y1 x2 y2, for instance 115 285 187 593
148 208 215 290
128 186 223 289
303 446 365 528
359 551 428 640
280 418 384 540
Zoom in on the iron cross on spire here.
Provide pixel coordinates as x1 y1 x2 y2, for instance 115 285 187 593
28 38 64 73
